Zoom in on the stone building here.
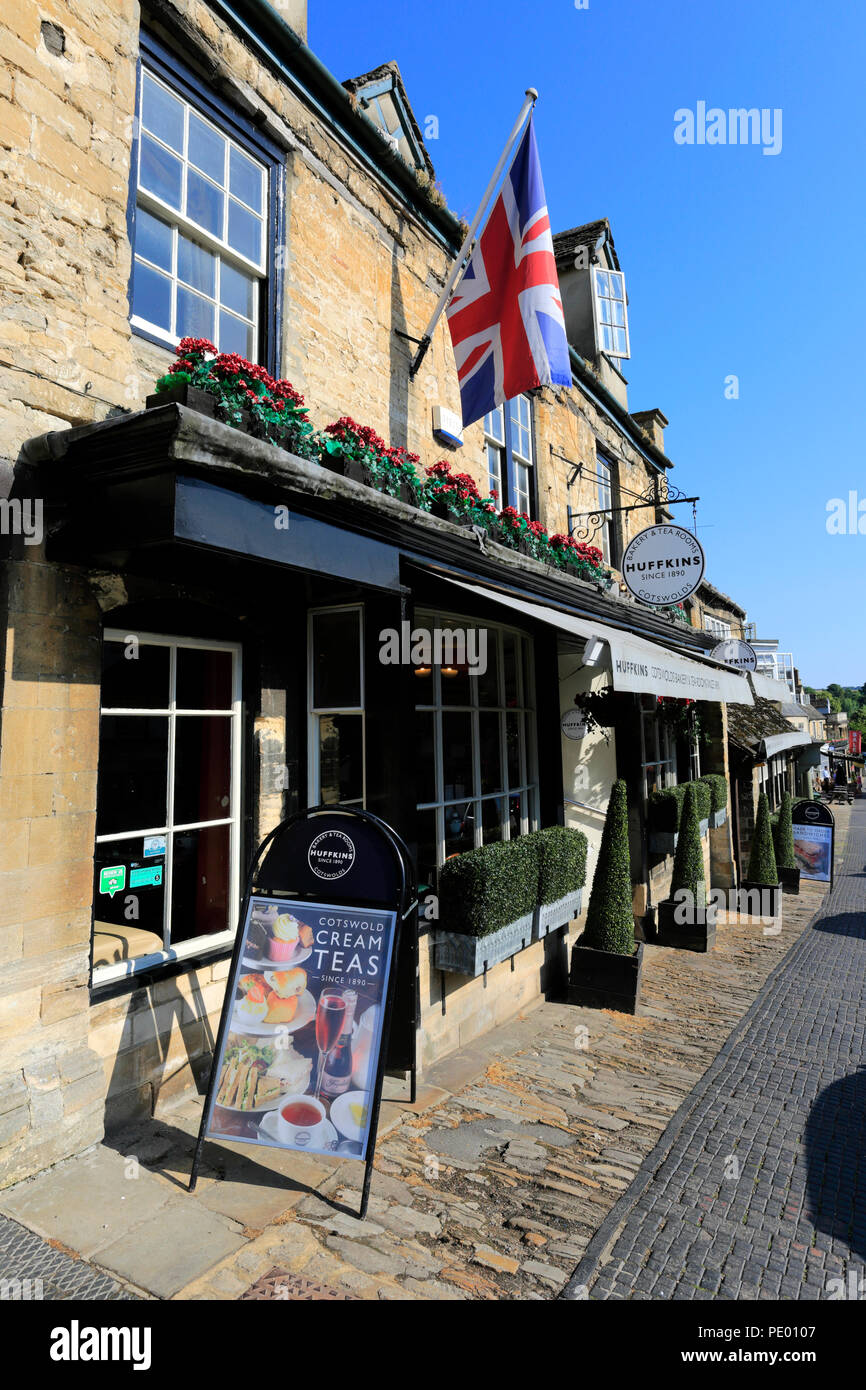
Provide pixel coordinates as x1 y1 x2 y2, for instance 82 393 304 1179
0 0 754 1184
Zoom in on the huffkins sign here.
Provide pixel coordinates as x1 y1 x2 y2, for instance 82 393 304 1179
710 638 758 671
621 525 705 606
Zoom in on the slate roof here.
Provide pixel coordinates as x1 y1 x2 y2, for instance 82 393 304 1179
727 696 797 756
553 219 621 271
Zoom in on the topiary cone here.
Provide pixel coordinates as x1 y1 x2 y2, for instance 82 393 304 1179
747 792 778 885
582 779 634 955
773 791 796 870
671 782 706 907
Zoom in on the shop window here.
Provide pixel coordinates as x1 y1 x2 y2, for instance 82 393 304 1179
639 696 678 801
414 614 538 893
483 395 535 515
308 607 365 807
130 34 283 368
92 632 242 984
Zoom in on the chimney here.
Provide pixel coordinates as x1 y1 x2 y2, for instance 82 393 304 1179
278 1 308 40
631 408 668 453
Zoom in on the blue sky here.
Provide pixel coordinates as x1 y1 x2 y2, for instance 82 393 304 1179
310 0 864 688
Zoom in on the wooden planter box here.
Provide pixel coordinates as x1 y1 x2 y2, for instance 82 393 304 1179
433 912 535 977
779 866 800 895
534 889 582 939
145 382 216 416
321 453 369 486
737 880 782 918
710 808 727 828
655 897 718 953
568 939 644 1014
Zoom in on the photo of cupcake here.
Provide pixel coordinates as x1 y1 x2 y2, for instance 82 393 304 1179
268 912 302 961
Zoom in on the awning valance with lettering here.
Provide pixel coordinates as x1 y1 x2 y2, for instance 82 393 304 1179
436 576 754 705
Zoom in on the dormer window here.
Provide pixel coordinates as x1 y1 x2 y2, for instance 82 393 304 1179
592 268 630 358
350 68 429 173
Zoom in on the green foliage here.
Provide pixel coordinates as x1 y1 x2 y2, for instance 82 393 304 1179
747 793 779 885
582 780 635 956
531 826 588 903
647 779 712 832
671 783 706 904
699 774 728 814
773 791 796 870
438 837 540 939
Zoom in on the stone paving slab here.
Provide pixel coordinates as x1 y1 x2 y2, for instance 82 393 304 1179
564 803 863 1301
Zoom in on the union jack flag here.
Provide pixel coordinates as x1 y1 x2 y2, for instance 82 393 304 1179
446 116 571 429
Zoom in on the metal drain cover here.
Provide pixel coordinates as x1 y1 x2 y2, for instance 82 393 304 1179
240 1267 359 1301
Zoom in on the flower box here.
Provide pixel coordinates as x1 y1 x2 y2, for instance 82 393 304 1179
145 382 216 417
568 940 644 1014
534 888 583 939
433 913 535 977
709 808 728 829
321 453 368 486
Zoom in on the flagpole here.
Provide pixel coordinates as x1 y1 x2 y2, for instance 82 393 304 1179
408 87 538 379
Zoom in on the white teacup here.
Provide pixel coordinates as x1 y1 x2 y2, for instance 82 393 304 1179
275 1094 327 1149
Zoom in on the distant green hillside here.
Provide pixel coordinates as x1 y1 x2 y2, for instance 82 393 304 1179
805 684 866 735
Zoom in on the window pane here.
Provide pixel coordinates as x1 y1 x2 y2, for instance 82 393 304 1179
186 168 224 238
503 633 519 708
132 260 172 331
141 74 184 152
96 715 169 836
219 309 254 358
174 715 232 825
481 795 506 846
506 712 521 787
139 133 182 209
220 261 256 318
445 801 476 857
475 632 500 708
479 712 503 794
188 112 226 183
92 835 165 968
176 648 233 710
228 199 262 263
176 285 215 340
134 206 172 271
416 808 438 894
230 145 263 211
484 406 504 443
101 640 170 709
595 270 609 296
177 234 216 296
415 711 436 805
318 714 363 804
170 824 230 943
440 656 471 707
442 711 472 801
312 610 361 709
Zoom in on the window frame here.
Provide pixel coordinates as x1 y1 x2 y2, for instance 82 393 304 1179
414 610 539 873
92 629 243 987
482 394 537 516
129 31 286 377
307 604 366 809
591 266 630 360
594 451 621 567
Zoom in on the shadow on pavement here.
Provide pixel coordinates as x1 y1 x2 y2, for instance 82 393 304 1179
804 1067 866 1265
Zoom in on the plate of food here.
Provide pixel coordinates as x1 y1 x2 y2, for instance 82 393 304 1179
242 909 315 969
231 968 315 1035
213 1036 312 1114
330 1090 369 1142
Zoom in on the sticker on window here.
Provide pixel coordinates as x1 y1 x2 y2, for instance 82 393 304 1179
143 836 166 858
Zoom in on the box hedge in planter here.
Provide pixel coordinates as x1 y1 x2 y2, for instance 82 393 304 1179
701 774 729 828
569 780 643 1013
739 792 782 918
655 783 717 952
531 826 588 938
773 791 800 895
434 835 540 976
647 780 712 854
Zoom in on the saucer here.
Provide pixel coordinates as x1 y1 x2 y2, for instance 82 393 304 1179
258 1109 339 1151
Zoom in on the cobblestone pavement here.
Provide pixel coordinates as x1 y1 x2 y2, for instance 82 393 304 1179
567 800 866 1302
0 808 849 1301
0 1212 140 1300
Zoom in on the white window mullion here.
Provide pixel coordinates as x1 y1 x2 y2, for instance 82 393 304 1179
163 643 177 953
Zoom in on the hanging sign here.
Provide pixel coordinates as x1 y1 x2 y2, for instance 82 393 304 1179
561 708 589 741
710 638 757 672
791 801 835 885
621 524 705 606
849 730 862 756
203 897 396 1162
